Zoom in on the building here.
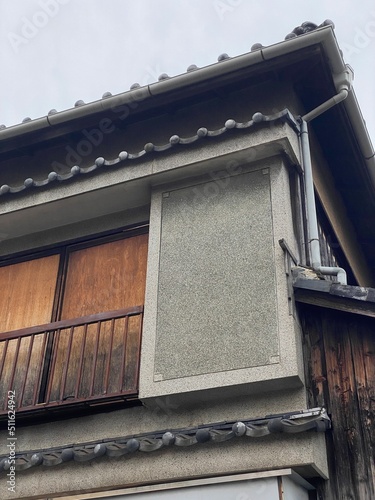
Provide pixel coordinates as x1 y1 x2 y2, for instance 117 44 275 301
0 20 374 499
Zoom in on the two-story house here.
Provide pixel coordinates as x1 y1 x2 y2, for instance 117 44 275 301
0 20 374 499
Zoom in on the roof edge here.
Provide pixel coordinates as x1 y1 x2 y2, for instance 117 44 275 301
0 26 339 143
2 25 373 191
294 276 375 318
0 407 329 473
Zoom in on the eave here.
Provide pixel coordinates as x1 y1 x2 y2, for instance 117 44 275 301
1 23 374 277
1 25 373 201
0 25 370 169
294 277 375 318
0 407 330 474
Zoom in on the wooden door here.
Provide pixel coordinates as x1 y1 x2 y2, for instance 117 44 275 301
0 255 60 407
49 234 148 401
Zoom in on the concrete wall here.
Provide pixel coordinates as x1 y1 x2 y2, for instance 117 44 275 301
0 392 328 499
140 156 303 403
155 168 278 380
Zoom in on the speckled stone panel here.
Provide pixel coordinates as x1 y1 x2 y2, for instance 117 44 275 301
154 169 279 381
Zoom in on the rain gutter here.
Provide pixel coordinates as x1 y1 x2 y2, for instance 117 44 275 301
343 91 375 187
0 26 344 140
0 25 373 193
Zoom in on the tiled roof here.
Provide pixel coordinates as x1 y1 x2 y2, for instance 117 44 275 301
0 20 335 199
0 109 299 197
251 20 334 50
0 20 333 131
0 408 329 473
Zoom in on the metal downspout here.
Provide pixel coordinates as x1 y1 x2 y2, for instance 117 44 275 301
299 81 352 285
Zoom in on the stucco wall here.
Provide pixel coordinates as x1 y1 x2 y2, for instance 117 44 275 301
140 156 303 402
155 168 278 380
0 392 327 499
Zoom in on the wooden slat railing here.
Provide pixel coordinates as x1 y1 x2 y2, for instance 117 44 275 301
318 222 339 269
0 307 143 418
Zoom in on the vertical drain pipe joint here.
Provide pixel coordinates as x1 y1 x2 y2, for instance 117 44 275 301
299 65 354 286
300 119 347 285
303 65 353 123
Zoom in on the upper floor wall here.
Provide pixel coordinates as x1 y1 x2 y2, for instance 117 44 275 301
140 155 303 404
0 78 301 255
0 110 304 421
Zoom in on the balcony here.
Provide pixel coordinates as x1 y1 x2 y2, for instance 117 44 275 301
0 306 143 420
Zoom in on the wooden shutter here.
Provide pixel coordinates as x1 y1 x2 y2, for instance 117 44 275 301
60 234 148 318
0 255 60 406
49 234 148 401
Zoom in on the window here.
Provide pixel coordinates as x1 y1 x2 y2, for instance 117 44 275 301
0 227 148 419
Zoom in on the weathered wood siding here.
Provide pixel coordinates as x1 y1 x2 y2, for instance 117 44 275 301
299 303 375 500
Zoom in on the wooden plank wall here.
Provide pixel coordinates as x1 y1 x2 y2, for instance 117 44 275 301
299 303 375 500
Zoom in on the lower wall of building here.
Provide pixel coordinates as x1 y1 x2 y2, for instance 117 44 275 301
0 387 330 499
1 435 327 499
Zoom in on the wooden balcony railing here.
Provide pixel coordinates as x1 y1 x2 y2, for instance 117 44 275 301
0 306 143 419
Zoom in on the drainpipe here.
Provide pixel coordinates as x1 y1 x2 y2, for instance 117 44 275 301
302 87 348 123
299 67 354 285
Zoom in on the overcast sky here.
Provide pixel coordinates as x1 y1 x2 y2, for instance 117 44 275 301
1 0 374 142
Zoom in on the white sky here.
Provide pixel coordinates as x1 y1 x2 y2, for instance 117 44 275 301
1 0 375 142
